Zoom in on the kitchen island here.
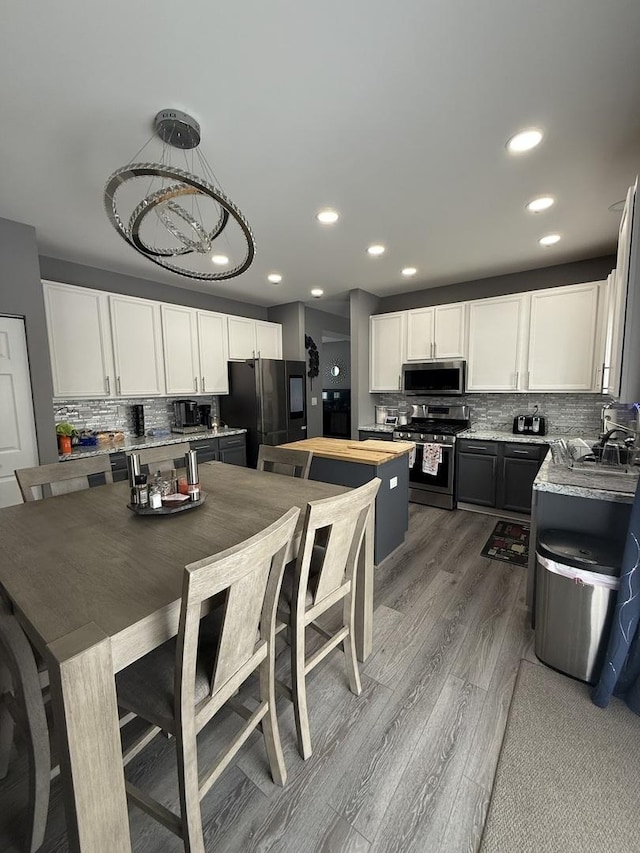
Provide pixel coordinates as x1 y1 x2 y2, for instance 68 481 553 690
527 446 637 618
280 437 413 564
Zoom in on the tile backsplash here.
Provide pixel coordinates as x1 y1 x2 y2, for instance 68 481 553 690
374 392 610 435
54 396 221 438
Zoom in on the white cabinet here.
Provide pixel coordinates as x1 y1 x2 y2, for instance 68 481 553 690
255 320 282 359
370 312 406 392
406 304 466 361
467 295 528 391
161 304 200 396
197 311 229 394
43 281 114 398
109 295 165 396
605 183 635 396
527 282 604 392
227 316 282 360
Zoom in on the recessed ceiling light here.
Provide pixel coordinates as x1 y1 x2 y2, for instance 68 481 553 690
311 288 324 298
506 128 543 153
402 267 417 276
267 273 282 283
368 244 385 256
539 234 561 246
211 253 229 265
317 209 339 224
526 196 555 213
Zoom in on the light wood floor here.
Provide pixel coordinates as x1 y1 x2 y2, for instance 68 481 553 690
0 504 536 852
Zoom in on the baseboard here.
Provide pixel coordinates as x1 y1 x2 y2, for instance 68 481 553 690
456 501 531 523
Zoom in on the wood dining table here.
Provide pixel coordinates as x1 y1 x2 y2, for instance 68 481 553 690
0 462 374 853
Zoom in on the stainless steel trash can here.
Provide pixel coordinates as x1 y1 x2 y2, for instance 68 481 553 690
534 530 623 684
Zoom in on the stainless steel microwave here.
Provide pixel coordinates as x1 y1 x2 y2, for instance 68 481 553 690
402 360 466 396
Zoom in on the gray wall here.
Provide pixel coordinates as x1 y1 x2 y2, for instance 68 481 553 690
304 307 350 438
377 255 616 314
40 256 269 320
350 289 381 438
0 218 58 462
267 301 305 360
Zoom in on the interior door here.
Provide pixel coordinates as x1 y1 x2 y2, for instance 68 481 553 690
0 317 39 508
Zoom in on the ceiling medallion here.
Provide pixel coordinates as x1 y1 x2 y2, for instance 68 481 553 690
104 109 255 281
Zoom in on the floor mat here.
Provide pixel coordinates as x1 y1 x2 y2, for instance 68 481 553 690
480 519 529 566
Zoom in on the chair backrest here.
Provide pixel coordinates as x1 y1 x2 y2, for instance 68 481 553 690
295 477 380 610
257 445 313 479
130 442 191 475
15 456 114 502
177 507 300 710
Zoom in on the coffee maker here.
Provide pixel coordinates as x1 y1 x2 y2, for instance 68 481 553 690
172 400 203 433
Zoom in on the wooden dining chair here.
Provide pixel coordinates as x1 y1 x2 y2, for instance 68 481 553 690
0 597 53 853
277 477 380 760
130 442 191 475
15 456 114 502
257 445 313 479
115 506 300 853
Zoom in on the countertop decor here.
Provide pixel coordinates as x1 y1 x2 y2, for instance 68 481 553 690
59 427 247 460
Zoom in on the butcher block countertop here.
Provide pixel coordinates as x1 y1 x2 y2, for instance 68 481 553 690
280 437 414 465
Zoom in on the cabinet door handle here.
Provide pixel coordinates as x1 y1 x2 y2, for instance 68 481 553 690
433 341 436 358
398 374 402 390
515 371 519 387
202 376 206 393
105 376 110 395
194 376 198 393
512 449 530 455
117 376 121 395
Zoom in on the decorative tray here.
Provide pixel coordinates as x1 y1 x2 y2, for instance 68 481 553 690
127 493 207 516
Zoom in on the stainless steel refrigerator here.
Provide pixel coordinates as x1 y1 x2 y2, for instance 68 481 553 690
220 359 307 468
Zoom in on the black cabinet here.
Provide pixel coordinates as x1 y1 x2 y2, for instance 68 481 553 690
190 440 219 464
358 430 393 442
110 451 129 483
456 441 498 506
218 434 247 467
456 440 545 514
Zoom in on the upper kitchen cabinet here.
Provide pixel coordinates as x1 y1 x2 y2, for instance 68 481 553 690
466 294 528 391
109 295 165 396
370 312 406 392
406 304 466 361
604 182 636 396
43 281 114 398
227 316 282 360
527 282 605 392
161 304 200 395
197 311 229 394
161 305 229 395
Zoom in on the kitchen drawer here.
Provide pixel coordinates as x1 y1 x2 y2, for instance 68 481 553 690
457 439 497 456
190 439 219 463
219 434 245 450
503 443 543 461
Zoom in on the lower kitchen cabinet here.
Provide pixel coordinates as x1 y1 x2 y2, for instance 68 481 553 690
456 441 498 507
218 434 247 467
456 439 545 514
358 430 394 441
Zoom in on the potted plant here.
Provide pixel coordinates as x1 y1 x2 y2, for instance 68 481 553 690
56 421 76 455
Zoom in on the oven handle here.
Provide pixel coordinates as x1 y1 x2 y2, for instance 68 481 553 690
395 440 452 450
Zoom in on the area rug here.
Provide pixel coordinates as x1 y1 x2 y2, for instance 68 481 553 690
480 519 529 566
479 660 640 853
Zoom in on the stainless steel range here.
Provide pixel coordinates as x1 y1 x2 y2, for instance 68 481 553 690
393 404 470 509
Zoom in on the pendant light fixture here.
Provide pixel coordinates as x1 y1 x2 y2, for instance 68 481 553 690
104 109 255 281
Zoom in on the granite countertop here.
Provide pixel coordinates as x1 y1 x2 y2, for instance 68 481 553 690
457 429 573 445
358 423 396 434
60 427 247 460
534 447 638 504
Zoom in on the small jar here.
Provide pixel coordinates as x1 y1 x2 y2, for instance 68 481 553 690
149 485 162 510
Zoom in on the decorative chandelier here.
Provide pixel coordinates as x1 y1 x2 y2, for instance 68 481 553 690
104 109 255 281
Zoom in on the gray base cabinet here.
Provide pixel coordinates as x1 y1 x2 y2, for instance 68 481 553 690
358 430 393 441
456 439 545 514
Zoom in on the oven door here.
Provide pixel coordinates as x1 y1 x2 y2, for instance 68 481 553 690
409 442 454 495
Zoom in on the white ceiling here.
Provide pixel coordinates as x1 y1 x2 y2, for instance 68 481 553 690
1 1 639 312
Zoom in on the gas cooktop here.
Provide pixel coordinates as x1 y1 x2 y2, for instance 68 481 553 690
393 404 471 444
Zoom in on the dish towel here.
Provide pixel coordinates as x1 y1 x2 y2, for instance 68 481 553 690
407 442 417 468
422 443 443 475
